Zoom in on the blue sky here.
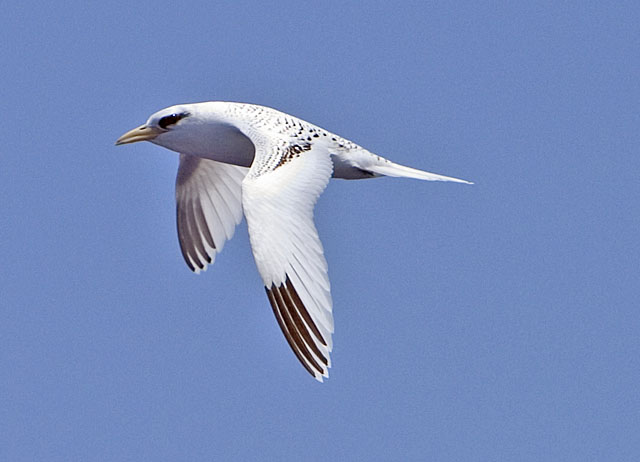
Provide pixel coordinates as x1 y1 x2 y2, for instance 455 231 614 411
2 1 639 460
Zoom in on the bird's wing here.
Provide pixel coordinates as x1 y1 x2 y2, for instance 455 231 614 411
176 154 247 273
242 140 334 381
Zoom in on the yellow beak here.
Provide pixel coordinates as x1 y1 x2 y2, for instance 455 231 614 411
115 124 163 145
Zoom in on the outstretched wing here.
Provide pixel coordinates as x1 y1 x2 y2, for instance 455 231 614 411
176 154 247 273
242 141 334 381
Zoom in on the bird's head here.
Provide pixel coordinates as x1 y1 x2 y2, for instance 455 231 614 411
116 101 255 162
115 104 197 151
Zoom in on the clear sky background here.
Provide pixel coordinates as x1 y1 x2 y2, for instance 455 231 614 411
2 2 639 461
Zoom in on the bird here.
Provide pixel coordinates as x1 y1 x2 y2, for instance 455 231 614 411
116 101 471 381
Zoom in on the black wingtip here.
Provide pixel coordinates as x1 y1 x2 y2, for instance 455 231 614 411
265 278 329 379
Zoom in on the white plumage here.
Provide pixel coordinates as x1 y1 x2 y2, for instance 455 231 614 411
116 101 471 381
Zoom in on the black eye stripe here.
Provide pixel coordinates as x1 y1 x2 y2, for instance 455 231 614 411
158 112 190 129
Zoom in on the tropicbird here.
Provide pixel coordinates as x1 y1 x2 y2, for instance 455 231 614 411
116 101 471 381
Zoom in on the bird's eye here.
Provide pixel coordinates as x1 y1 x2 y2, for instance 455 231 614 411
158 112 189 129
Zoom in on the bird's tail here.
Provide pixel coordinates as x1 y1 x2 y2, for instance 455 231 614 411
366 158 473 184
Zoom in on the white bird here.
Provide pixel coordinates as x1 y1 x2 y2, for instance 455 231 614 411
116 101 471 381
